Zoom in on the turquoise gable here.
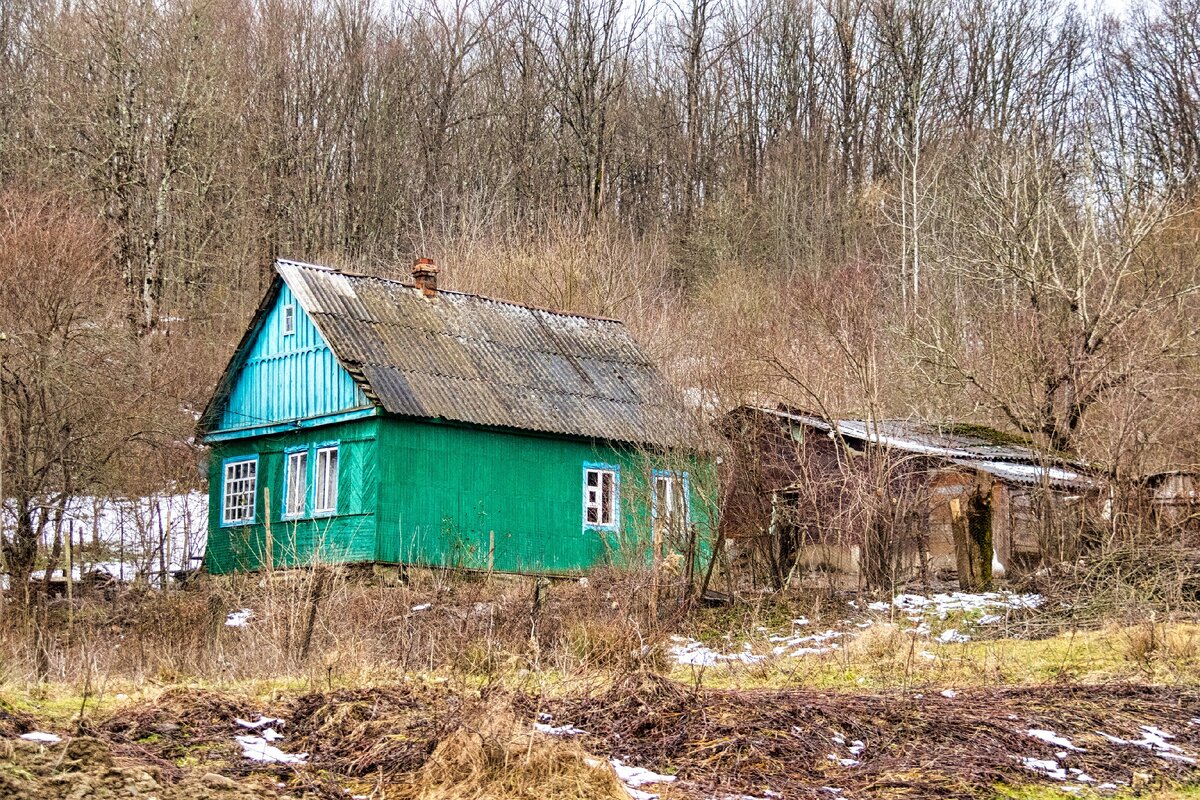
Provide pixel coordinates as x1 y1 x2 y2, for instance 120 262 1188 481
214 282 370 434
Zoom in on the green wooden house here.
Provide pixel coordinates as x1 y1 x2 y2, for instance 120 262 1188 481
198 258 713 575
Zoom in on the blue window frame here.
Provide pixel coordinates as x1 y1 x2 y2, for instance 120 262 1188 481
582 461 620 531
221 456 258 526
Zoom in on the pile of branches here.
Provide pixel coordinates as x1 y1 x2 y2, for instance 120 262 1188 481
1029 540 1200 627
71 677 1200 799
528 674 1200 798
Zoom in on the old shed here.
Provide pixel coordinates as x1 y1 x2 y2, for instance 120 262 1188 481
720 406 1100 589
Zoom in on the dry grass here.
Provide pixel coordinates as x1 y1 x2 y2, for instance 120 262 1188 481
0 569 670 689
391 702 629 800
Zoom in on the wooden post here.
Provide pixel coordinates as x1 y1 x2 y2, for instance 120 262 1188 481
486 530 495 583
529 577 550 646
650 515 662 621
264 488 273 571
950 496 975 590
66 520 74 630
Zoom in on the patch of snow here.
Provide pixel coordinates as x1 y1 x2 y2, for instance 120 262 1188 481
534 722 586 736
235 735 307 764
225 609 253 628
10 492 208 587
1027 729 1084 751
826 753 860 767
886 591 1044 619
624 789 658 800
611 759 676 798
20 731 61 743
670 636 765 666
236 716 284 730
410 603 432 612
1097 726 1196 763
937 629 970 644
769 629 843 657
940 689 958 698
919 650 937 660
848 740 865 755
1022 757 1068 780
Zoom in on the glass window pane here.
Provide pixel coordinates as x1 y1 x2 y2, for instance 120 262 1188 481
315 447 338 512
601 472 613 524
224 459 256 524
285 452 307 516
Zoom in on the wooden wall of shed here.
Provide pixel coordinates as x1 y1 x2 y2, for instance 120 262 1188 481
1151 474 1200 528
926 469 986 578
717 410 1102 587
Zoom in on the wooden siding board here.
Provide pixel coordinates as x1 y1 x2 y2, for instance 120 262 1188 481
216 282 368 432
205 414 715 575
204 418 379 574
373 417 714 575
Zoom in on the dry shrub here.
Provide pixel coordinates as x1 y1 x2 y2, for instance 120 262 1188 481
559 618 664 673
288 686 452 776
0 569 675 686
848 621 904 663
394 702 628 800
1123 621 1200 670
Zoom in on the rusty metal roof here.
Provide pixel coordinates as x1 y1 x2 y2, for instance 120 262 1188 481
275 259 690 447
738 405 1099 491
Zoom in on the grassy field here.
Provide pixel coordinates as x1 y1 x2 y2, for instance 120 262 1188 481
3 576 1200 798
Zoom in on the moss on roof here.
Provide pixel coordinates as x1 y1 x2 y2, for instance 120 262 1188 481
938 423 1035 448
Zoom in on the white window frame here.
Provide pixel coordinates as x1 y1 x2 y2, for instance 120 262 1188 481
655 473 675 518
652 470 691 537
283 449 308 518
222 457 257 526
313 445 339 514
282 303 296 336
583 465 618 530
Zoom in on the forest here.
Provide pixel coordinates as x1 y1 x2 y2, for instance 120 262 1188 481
0 1 1199 797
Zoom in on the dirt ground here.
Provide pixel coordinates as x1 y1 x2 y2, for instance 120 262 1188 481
0 735 280 800
3 678 1200 799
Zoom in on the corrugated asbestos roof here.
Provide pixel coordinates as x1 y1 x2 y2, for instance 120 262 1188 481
745 406 1097 491
273 259 690 448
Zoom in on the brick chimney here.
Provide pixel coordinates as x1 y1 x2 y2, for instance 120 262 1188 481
412 257 439 298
